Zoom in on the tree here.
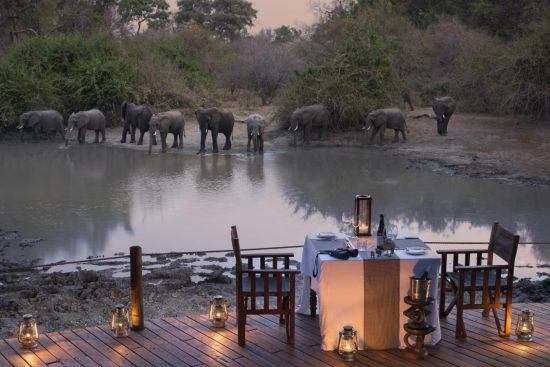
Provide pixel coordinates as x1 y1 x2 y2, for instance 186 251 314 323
223 31 303 104
176 0 257 39
118 0 170 34
0 0 40 45
273 26 301 43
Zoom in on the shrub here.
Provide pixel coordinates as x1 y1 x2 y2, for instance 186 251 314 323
277 15 402 130
0 34 137 130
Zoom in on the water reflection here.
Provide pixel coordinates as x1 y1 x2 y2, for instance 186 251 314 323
0 144 549 274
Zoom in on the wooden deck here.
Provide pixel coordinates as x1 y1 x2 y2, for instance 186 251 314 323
1 302 549 367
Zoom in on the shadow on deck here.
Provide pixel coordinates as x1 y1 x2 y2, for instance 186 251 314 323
1 302 549 367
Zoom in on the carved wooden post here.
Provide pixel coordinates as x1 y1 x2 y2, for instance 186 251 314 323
130 245 144 331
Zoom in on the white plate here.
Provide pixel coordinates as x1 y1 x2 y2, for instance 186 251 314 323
317 232 337 239
406 247 426 255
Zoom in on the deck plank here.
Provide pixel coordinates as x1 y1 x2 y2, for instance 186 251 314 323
1 303 549 367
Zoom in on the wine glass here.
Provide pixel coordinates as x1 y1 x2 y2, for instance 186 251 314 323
384 223 398 256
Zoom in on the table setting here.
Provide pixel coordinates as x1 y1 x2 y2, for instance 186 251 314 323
296 195 441 355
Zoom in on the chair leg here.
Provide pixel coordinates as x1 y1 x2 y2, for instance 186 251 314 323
288 303 295 345
502 291 513 337
439 276 447 317
310 289 317 318
456 276 467 339
280 296 288 324
238 300 246 346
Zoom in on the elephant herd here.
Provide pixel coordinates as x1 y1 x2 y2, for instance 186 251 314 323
15 103 267 154
15 96 456 150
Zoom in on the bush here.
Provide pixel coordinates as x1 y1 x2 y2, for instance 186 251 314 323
0 34 137 130
0 30 217 131
277 15 402 130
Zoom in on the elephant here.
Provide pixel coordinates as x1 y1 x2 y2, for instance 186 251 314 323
362 108 408 145
288 104 330 146
246 113 266 153
120 101 156 145
148 110 185 154
65 109 106 146
433 96 456 136
16 110 65 142
195 107 235 154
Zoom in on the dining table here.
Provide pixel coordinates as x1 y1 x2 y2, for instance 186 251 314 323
296 233 441 351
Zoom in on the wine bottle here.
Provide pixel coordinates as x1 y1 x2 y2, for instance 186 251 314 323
376 215 385 236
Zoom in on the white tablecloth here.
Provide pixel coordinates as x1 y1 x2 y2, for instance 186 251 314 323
297 234 441 351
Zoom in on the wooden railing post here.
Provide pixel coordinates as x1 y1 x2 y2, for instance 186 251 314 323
130 245 144 331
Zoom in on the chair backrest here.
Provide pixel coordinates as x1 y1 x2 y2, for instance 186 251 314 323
231 225 242 275
488 222 520 267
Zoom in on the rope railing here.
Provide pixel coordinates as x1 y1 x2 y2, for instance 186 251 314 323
1 241 548 273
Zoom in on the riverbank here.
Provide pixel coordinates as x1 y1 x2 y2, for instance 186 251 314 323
4 106 548 187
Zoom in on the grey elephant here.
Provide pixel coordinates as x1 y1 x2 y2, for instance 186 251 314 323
288 104 330 146
363 108 408 144
65 109 106 146
246 113 266 153
195 107 235 154
17 110 65 142
121 101 156 145
148 110 185 154
433 96 456 136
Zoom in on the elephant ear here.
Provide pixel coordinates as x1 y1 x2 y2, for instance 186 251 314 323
28 113 41 127
77 113 89 128
374 112 387 127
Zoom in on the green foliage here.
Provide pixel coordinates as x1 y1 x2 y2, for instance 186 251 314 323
0 34 137 130
0 32 215 131
176 0 257 39
278 18 402 129
118 0 170 33
273 26 301 43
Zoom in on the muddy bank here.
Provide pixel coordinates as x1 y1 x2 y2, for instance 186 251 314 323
5 106 548 187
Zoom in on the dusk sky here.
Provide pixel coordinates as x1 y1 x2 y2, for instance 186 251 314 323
168 0 331 32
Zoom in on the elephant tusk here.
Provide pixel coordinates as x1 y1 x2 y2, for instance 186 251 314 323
16 125 23 130
293 126 299 132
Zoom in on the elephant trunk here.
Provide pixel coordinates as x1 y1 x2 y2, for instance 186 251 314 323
17 125 24 142
252 133 258 152
64 128 74 146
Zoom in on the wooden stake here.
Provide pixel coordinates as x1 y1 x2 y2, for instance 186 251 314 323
130 245 144 331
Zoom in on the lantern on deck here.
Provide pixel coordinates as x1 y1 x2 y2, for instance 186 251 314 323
338 325 358 361
516 308 535 341
209 295 229 328
18 314 39 348
354 195 372 236
111 304 130 337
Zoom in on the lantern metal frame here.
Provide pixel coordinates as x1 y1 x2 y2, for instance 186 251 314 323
353 194 372 236
338 325 358 361
516 308 535 342
111 304 130 337
18 314 39 348
209 295 229 328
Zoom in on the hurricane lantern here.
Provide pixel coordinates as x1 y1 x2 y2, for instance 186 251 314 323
111 304 130 337
516 308 535 341
209 295 229 328
338 325 358 361
18 314 39 348
354 195 372 236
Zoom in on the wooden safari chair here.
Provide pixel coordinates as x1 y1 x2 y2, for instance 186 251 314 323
230 225 300 346
437 222 520 339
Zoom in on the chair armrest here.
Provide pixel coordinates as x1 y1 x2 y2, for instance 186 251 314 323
241 253 294 258
454 264 509 272
242 269 300 275
436 249 488 255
